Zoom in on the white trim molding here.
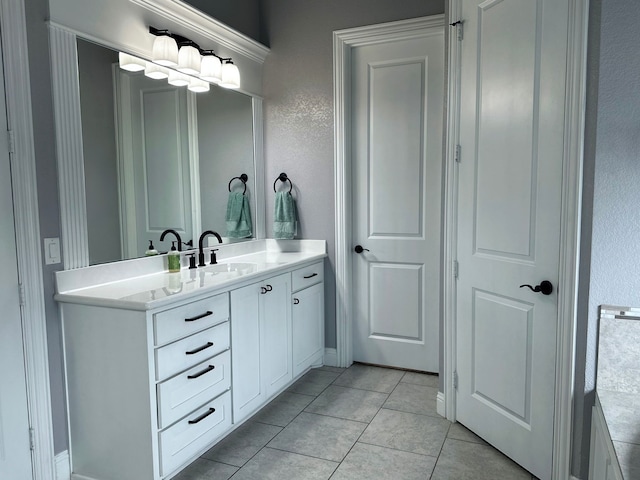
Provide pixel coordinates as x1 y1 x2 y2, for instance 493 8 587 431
1 0 56 478
333 14 445 369
323 348 338 367
436 392 446 418
443 1 589 479
55 450 70 480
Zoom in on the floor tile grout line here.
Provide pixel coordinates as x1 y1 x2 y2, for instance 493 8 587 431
260 445 342 466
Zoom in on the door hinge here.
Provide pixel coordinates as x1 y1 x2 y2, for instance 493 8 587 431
7 129 14 154
18 283 26 306
29 427 35 451
453 260 459 280
450 20 464 41
453 370 459 390
454 144 461 163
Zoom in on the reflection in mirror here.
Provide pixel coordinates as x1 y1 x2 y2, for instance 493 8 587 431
77 39 256 266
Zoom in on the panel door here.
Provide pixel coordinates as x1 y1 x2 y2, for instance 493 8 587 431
455 1 569 478
0 43 33 478
351 29 444 372
117 72 195 257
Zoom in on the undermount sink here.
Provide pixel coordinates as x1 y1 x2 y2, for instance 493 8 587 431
205 262 257 274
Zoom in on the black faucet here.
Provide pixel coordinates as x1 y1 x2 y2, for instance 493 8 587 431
159 229 193 252
198 230 223 267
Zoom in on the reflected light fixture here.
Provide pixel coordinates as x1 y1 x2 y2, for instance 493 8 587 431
167 70 190 87
177 42 201 76
188 77 210 93
200 52 222 84
144 62 169 80
220 59 240 89
150 29 178 67
118 52 145 72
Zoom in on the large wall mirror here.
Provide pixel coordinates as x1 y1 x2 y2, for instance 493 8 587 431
49 10 268 270
77 39 258 265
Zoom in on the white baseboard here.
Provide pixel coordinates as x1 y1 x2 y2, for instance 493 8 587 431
55 450 70 480
437 391 446 418
323 348 338 367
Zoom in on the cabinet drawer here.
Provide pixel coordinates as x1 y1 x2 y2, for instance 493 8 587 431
157 350 231 429
159 390 232 477
154 293 229 345
292 262 324 292
155 322 230 381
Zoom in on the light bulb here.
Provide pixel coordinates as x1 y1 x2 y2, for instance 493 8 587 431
151 35 178 67
200 55 222 84
220 62 240 89
118 52 145 72
177 45 201 75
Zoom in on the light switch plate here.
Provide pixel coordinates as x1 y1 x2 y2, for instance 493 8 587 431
44 237 61 265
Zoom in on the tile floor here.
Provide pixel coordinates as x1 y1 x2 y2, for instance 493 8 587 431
174 364 537 480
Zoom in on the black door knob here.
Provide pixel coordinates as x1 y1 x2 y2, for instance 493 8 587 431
519 280 553 296
354 245 370 254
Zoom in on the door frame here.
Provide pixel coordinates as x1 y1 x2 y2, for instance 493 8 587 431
443 1 589 479
333 14 445 368
0 0 56 478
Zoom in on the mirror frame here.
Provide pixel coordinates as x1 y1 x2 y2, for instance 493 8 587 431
48 1 268 269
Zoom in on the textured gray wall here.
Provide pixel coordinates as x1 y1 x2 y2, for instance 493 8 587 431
184 0 261 42
260 0 445 348
24 0 69 454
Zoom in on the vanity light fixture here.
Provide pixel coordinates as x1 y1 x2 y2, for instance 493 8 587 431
220 59 240 89
150 29 178 67
144 62 169 80
200 51 222 84
177 41 201 76
118 52 145 72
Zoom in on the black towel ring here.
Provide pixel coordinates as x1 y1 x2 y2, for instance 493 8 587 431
273 172 293 194
228 173 249 194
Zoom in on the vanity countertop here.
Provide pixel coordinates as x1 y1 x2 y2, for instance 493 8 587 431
55 240 326 311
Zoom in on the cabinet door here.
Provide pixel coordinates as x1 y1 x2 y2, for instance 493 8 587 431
231 283 263 423
262 273 293 396
292 282 324 377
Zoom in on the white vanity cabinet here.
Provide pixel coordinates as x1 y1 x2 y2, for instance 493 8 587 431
61 292 232 480
231 272 293 423
589 397 623 480
291 262 325 377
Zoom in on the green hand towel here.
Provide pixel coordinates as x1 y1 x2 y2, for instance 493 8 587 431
225 191 252 238
274 191 297 239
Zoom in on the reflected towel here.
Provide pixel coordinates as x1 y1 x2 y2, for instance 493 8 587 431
274 191 297 239
225 191 252 238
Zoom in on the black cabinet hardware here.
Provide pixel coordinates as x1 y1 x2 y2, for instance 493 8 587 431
293 298 300 305
303 273 318 279
185 342 214 355
187 365 215 379
185 310 213 322
188 407 216 424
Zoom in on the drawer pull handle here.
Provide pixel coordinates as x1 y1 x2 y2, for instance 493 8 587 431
293 298 300 305
265 284 273 291
188 407 216 424
303 273 318 279
185 310 213 322
185 342 214 355
260 286 268 294
187 365 215 379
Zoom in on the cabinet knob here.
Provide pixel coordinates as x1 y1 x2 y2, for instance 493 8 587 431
293 298 300 305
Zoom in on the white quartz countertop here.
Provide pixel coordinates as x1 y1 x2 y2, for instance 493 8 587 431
55 240 326 311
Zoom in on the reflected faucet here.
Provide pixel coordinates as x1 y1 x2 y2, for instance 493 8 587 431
198 230 223 267
159 229 193 252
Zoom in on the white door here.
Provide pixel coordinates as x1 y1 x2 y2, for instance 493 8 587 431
0 43 33 478
117 72 196 257
454 1 569 478
351 28 444 372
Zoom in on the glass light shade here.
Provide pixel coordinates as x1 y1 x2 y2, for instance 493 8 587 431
144 62 169 80
118 52 145 72
152 35 178 67
200 55 222 84
220 62 240 89
167 70 190 87
188 77 210 93
177 45 201 75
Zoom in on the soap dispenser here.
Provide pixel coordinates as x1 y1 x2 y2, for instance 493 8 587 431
168 241 181 273
145 240 158 256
